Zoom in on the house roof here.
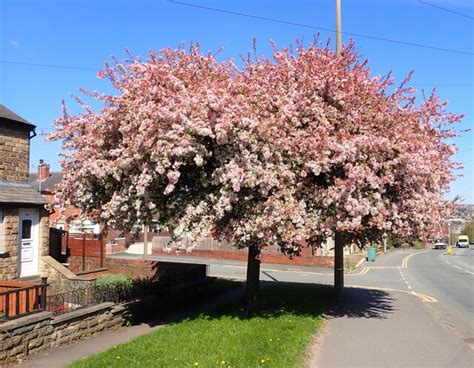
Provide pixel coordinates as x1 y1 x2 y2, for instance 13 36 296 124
0 180 48 205
29 172 63 192
0 104 36 130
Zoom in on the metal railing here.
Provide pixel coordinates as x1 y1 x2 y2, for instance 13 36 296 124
0 277 48 321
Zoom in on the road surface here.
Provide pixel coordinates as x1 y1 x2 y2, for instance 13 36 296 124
404 246 474 346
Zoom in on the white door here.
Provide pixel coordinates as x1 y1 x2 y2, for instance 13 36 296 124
18 209 40 277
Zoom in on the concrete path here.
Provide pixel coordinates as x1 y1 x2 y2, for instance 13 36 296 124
124 242 152 255
14 286 245 368
313 287 474 368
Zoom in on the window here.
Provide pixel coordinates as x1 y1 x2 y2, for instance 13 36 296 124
21 219 32 239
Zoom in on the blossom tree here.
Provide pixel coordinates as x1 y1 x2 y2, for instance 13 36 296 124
50 39 461 310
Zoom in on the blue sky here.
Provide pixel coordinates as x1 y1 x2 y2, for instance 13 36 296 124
1 0 473 203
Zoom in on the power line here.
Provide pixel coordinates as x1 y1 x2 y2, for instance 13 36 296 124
0 59 99 72
167 0 474 56
412 84 473 87
1 59 472 87
418 0 474 21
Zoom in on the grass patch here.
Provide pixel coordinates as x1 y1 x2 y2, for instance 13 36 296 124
69 283 332 368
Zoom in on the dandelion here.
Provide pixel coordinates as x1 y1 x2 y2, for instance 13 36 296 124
194 362 199 367
221 360 226 365
269 338 273 341
116 356 121 359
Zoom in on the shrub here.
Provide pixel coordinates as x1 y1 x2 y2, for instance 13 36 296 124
95 274 132 288
93 274 134 302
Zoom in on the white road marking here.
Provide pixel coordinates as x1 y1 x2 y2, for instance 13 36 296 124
453 265 462 270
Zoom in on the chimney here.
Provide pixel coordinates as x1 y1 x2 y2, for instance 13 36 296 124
38 159 50 181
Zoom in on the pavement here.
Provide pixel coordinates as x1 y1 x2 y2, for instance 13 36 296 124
313 287 474 368
311 248 474 367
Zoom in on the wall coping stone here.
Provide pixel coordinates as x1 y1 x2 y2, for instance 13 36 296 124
111 304 126 315
51 302 115 325
42 256 91 281
0 312 52 332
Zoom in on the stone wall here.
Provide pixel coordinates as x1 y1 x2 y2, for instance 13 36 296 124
0 303 124 363
41 256 95 294
0 123 30 182
0 208 19 280
0 207 49 280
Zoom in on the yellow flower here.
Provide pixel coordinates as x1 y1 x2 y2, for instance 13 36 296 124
269 338 273 341
221 360 226 365
116 356 121 359
194 363 199 367
261 359 266 363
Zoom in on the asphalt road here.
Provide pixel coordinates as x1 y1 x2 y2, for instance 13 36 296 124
403 246 474 345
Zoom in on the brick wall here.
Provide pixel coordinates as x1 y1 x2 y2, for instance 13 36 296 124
0 123 30 182
152 249 335 268
68 256 103 273
105 257 207 281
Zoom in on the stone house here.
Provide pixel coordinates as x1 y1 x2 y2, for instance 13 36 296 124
0 105 49 280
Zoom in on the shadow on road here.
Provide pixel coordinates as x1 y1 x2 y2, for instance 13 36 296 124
327 286 395 320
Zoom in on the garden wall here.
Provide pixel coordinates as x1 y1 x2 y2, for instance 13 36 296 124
105 257 208 281
0 302 124 363
152 249 335 268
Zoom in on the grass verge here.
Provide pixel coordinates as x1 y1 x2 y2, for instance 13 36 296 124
69 282 332 368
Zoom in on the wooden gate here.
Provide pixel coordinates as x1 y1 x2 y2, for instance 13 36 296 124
0 278 47 320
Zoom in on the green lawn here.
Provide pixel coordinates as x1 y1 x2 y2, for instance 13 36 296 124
69 282 332 368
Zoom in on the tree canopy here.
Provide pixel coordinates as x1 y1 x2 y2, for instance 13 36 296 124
50 39 461 254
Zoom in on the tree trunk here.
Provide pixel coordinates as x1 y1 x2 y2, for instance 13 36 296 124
334 231 345 300
246 245 261 313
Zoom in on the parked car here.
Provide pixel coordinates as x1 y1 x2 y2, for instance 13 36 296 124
434 238 448 250
456 235 470 248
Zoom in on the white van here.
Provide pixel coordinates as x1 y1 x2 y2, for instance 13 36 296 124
456 235 469 248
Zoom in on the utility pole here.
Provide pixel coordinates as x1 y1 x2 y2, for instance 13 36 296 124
336 0 342 57
334 0 345 301
448 220 451 246
143 224 148 260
